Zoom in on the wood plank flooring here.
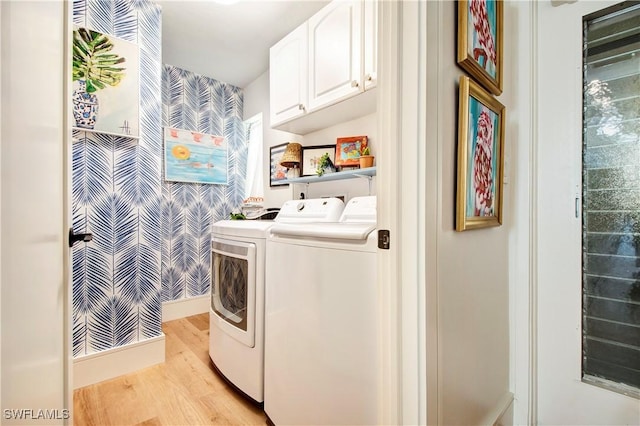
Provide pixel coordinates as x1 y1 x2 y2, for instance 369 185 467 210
74 314 267 426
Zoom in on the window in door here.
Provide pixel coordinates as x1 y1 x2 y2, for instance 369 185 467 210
582 2 640 397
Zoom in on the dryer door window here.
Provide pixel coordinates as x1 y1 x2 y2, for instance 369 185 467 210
211 238 256 347
214 252 248 330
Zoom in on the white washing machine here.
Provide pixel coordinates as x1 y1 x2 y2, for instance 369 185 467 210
209 198 345 403
264 195 378 425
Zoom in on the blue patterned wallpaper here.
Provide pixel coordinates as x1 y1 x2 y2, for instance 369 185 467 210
161 65 246 302
72 0 162 357
72 0 246 358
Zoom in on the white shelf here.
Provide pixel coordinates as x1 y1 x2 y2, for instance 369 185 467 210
285 166 376 184
72 127 139 140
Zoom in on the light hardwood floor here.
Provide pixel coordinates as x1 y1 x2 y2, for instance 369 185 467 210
74 314 267 425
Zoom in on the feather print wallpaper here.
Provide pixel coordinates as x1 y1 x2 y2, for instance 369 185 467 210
161 65 246 303
72 0 162 357
72 0 246 358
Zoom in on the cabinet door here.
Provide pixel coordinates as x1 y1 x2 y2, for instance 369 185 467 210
363 0 377 90
307 0 362 112
270 22 308 127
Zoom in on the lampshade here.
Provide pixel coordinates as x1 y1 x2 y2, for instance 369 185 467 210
280 142 302 168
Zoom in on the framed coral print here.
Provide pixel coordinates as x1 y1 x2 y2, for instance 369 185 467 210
456 76 505 231
457 0 503 95
72 27 140 138
270 143 289 187
335 136 368 167
301 145 336 176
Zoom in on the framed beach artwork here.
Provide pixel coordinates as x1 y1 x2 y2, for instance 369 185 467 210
335 136 368 167
270 143 289 187
457 0 503 95
456 76 505 231
163 127 228 185
72 27 140 138
301 145 337 176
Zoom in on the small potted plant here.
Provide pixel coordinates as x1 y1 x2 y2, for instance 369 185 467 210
359 146 374 168
316 153 336 176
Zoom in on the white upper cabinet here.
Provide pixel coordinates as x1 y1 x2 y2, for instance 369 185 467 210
270 22 308 126
269 0 378 134
307 0 362 111
363 0 377 91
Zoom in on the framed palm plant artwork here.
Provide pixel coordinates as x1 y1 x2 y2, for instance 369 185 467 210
72 27 140 138
456 76 505 231
457 0 503 95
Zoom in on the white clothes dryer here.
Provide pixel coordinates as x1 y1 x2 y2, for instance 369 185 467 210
209 198 344 403
264 196 378 425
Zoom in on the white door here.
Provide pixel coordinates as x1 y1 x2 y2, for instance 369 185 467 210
1 1 70 424
537 1 639 424
269 22 308 127
307 0 362 111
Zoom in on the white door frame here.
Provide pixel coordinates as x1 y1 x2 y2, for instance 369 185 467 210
377 1 427 424
376 2 401 421
0 1 3 408
63 0 73 418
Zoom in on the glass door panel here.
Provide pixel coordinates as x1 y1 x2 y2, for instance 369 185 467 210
582 2 640 395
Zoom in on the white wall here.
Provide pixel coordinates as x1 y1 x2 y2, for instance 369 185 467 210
296 113 377 201
243 70 378 207
243 70 302 209
424 1 514 424
534 1 640 424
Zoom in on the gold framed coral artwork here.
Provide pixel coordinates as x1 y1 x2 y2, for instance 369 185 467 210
457 0 503 95
456 76 505 231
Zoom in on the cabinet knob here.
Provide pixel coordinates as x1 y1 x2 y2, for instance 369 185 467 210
351 80 359 88
298 104 306 111
366 72 377 82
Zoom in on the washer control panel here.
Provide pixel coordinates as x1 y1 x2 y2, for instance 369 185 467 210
276 198 345 223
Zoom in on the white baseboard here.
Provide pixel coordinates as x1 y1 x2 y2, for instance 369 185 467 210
73 334 165 389
479 392 515 426
162 295 209 322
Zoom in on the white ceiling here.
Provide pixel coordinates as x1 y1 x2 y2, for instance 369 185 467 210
157 0 331 88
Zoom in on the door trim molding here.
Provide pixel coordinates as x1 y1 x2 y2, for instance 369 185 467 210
63 0 73 421
399 1 427 424
0 0 3 410
529 3 539 425
378 1 428 424
377 0 401 423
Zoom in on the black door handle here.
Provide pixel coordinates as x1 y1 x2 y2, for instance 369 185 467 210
68 228 93 247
